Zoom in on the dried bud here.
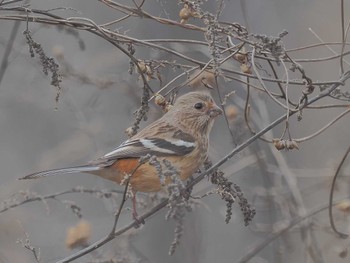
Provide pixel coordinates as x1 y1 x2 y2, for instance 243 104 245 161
272 139 285 151
336 200 350 213
335 246 348 258
125 126 135 138
145 64 153 76
179 7 191 20
120 173 131 186
65 220 91 250
137 61 147 73
179 4 198 24
164 104 173 112
202 70 215 86
234 52 246 63
137 61 154 81
273 139 299 151
291 140 299 150
297 111 303 121
154 93 166 106
286 140 299 150
302 85 315 95
225 105 238 121
189 70 215 89
240 64 252 74
339 249 348 258
52 45 64 59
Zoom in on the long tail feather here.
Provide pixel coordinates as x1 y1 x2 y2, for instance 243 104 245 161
19 165 101 180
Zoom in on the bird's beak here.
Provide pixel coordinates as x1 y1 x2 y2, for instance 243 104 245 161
208 103 223 118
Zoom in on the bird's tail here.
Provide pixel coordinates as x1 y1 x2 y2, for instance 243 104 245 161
19 165 102 180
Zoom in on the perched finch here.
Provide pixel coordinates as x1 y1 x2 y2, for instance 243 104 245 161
20 92 222 216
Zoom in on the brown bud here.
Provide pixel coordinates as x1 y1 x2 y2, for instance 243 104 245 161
164 103 173 112
273 139 285 151
225 105 238 120
125 127 135 138
189 70 215 89
179 7 191 20
234 52 246 63
52 45 64 59
336 200 350 213
137 61 147 73
65 220 91 250
154 93 166 106
240 64 252 74
335 246 348 258
291 140 299 150
286 140 299 150
302 85 315 95
202 70 215 86
180 19 188 24
145 64 153 75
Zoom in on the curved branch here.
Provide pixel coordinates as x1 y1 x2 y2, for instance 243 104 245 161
329 146 350 238
296 108 350 142
238 196 350 263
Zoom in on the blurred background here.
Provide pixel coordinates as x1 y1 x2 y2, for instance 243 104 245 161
1 0 350 262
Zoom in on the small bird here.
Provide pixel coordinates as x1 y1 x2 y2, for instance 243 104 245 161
20 92 222 217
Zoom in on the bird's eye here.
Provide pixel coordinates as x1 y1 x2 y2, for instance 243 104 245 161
194 102 204 110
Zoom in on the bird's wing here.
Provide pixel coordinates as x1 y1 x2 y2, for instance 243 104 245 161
98 135 196 162
94 119 196 160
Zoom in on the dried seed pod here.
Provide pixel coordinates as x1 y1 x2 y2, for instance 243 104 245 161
302 85 315 95
335 246 348 258
65 220 91 250
290 140 299 150
285 140 292 150
179 4 198 24
154 93 166 106
52 45 64 59
189 70 215 89
297 111 303 121
137 61 154 81
225 105 238 120
125 126 135 138
240 64 252 74
336 200 350 213
145 64 153 75
286 140 299 150
137 61 147 73
164 103 173 112
179 7 191 20
234 52 246 63
273 139 285 151
202 70 215 86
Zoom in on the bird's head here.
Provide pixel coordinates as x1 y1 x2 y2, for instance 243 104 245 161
168 92 222 135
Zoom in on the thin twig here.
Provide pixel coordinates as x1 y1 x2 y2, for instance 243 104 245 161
251 47 291 111
109 161 144 235
238 197 350 263
329 146 350 238
340 0 345 74
0 187 123 214
309 27 350 67
295 108 350 142
243 77 271 142
0 17 21 86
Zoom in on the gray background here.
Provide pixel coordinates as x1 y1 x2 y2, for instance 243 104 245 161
1 0 350 262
